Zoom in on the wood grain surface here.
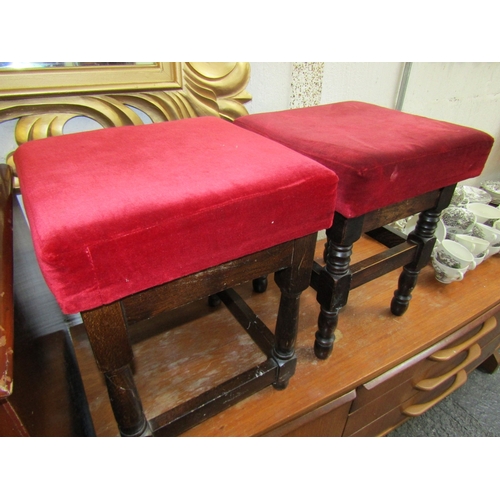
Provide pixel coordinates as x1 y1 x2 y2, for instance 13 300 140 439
70 236 500 436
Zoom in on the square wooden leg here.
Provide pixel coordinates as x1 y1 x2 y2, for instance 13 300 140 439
82 302 150 437
80 233 318 436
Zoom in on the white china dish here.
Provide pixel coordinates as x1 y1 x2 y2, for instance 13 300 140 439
462 185 492 205
467 203 500 224
433 239 476 271
441 207 476 235
431 257 467 284
481 180 500 204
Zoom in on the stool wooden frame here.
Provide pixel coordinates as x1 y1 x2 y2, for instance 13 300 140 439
311 184 456 360
80 232 317 437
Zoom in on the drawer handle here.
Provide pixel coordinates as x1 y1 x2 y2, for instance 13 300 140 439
430 316 497 362
403 370 467 417
415 344 480 391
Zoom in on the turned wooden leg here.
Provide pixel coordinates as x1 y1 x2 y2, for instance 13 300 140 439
315 215 363 360
391 210 439 316
391 185 456 316
315 240 353 359
81 302 151 437
273 234 317 388
391 267 421 316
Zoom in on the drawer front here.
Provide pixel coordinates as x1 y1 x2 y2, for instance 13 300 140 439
282 400 351 437
350 370 468 437
352 315 498 411
345 316 499 436
262 390 355 437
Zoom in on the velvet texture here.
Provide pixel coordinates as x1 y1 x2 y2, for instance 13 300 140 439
235 101 494 218
14 117 338 314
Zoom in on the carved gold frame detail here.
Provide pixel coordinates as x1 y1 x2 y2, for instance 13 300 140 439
0 62 252 181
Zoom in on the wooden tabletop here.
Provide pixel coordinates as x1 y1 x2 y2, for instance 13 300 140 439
71 235 500 436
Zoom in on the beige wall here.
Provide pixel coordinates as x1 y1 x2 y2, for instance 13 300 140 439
2 62 499 183
403 63 500 181
246 62 500 183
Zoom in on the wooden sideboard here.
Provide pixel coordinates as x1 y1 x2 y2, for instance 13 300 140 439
69 235 500 436
3 234 500 437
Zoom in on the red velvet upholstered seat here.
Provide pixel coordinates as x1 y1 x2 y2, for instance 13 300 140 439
235 101 494 218
14 116 338 315
235 101 494 361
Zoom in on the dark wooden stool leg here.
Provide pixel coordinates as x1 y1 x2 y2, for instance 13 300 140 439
315 242 352 359
391 185 456 316
252 276 268 293
103 366 150 436
273 234 317 388
208 294 222 307
81 302 151 437
315 215 364 359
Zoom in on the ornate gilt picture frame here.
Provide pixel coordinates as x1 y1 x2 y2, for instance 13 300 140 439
0 62 252 180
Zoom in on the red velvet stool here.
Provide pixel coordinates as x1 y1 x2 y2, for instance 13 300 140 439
14 116 338 436
235 101 494 359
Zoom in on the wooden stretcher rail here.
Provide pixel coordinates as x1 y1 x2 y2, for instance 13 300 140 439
121 240 294 326
310 241 417 292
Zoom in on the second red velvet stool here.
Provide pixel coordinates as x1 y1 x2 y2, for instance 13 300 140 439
236 101 494 359
14 116 338 436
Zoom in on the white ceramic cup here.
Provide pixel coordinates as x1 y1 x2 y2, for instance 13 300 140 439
435 219 447 244
433 239 476 270
467 203 500 224
441 207 476 235
402 213 419 235
453 234 490 257
474 251 489 266
481 180 500 204
431 257 467 284
473 222 500 245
